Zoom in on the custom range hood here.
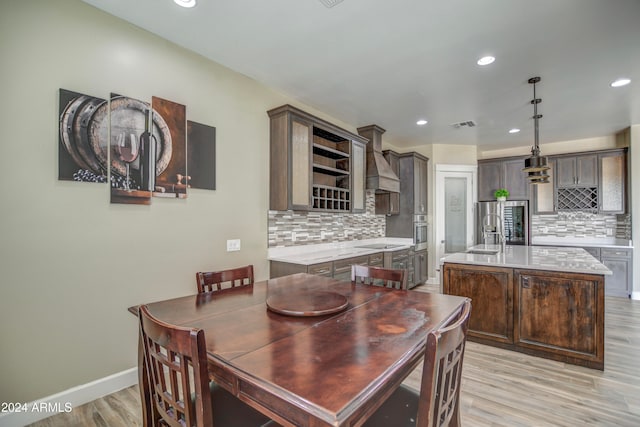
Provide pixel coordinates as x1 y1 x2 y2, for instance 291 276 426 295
357 125 400 193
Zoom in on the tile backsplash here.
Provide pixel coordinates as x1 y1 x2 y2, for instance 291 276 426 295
532 212 631 240
268 190 386 247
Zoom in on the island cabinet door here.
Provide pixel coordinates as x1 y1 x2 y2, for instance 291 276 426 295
514 270 604 369
442 264 514 344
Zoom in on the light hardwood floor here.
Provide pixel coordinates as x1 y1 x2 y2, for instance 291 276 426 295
29 287 640 427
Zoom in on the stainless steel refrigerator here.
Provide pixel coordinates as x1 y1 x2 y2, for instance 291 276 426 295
476 200 529 245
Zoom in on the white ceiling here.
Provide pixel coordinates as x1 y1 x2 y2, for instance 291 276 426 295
82 0 640 150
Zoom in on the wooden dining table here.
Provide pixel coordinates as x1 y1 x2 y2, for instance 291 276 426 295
133 273 468 427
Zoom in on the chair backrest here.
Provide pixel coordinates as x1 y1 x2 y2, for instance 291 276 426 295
417 300 472 427
139 305 212 427
351 264 408 290
196 265 254 293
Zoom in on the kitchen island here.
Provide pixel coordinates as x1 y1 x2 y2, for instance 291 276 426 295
441 245 611 370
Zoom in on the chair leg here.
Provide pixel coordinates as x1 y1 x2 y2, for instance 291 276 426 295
138 333 153 427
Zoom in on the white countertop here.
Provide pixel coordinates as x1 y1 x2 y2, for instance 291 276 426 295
268 238 414 265
531 236 633 249
442 244 612 275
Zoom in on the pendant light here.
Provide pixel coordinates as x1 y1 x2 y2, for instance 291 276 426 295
523 77 550 184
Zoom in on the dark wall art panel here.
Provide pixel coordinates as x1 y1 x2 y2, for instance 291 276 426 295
58 89 108 183
58 88 216 206
187 121 216 190
152 96 187 198
109 94 157 205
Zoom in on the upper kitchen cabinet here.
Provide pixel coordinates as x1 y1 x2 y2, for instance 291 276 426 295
556 154 598 188
553 149 627 213
386 152 429 238
398 152 429 215
477 156 529 201
599 149 627 214
268 105 368 212
375 150 400 215
533 158 556 214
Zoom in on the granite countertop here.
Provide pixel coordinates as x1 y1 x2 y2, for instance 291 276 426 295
268 238 414 265
531 236 633 249
442 244 612 276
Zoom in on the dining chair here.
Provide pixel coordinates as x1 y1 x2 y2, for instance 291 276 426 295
351 264 408 290
363 299 472 427
138 305 272 427
196 264 254 293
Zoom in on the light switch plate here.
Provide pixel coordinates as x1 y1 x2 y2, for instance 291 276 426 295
226 239 241 252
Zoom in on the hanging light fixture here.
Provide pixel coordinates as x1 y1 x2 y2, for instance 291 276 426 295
523 76 550 184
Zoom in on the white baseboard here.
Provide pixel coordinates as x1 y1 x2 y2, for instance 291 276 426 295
632 291 640 301
0 367 138 427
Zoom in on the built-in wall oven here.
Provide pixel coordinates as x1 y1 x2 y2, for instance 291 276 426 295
476 200 529 245
414 215 428 250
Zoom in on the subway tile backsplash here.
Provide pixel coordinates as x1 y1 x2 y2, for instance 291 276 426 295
268 190 386 247
532 212 631 240
269 193 632 248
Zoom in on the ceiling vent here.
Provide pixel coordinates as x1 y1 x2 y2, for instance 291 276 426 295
451 120 477 129
318 0 345 8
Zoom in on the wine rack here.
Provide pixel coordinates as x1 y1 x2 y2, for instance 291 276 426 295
311 127 351 212
557 187 598 211
312 185 350 211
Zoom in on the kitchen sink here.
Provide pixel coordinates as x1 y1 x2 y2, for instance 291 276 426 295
355 243 406 250
466 248 500 255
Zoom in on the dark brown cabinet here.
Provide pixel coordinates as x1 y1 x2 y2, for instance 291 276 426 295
384 248 415 288
477 157 529 201
556 154 598 188
515 270 602 364
270 252 384 280
442 262 605 369
375 150 400 215
554 149 626 213
443 264 513 343
386 152 429 238
413 249 428 286
532 158 556 214
268 105 368 213
600 248 632 298
332 255 369 282
598 150 627 213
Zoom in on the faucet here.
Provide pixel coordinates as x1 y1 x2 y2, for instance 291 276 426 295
482 212 506 252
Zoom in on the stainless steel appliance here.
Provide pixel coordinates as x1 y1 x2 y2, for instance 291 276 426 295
414 214 428 250
476 201 529 245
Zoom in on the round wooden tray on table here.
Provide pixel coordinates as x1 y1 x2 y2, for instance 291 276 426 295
266 291 349 317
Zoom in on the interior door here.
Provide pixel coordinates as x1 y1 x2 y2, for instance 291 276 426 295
435 165 477 280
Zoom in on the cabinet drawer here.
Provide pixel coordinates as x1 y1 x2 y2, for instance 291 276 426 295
308 262 333 276
333 256 369 274
601 248 631 259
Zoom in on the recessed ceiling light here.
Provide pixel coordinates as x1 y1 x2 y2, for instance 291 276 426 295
611 78 631 87
477 56 495 66
174 0 196 8
416 119 428 126
509 128 520 134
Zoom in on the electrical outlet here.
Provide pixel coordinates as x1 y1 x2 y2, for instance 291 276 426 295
226 239 241 252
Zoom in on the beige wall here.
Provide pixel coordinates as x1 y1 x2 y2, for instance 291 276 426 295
0 1 359 403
